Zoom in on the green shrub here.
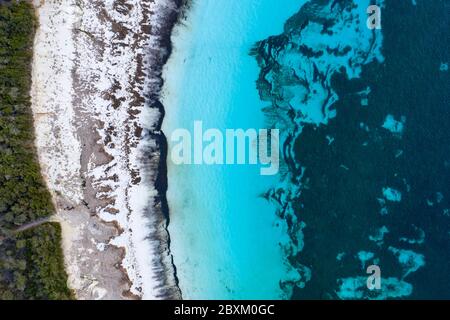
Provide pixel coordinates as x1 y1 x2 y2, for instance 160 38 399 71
0 1 73 300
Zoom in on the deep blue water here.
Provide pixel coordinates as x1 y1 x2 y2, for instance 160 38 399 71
253 0 450 299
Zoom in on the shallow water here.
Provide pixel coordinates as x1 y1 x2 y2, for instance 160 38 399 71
162 0 304 299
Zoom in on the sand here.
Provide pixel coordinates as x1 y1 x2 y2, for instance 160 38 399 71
30 0 182 300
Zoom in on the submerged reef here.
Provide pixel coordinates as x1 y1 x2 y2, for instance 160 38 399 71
252 0 386 298
252 0 449 299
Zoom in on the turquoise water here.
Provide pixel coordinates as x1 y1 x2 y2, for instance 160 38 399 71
162 0 304 299
161 0 450 300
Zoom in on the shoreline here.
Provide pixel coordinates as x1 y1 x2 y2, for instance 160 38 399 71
150 0 192 298
30 0 185 299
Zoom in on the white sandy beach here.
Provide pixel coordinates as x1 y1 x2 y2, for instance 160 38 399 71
30 0 181 299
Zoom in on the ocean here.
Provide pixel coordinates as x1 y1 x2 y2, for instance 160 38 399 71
162 0 449 299
162 0 305 299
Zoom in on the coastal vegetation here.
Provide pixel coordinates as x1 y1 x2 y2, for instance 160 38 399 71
0 1 73 299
